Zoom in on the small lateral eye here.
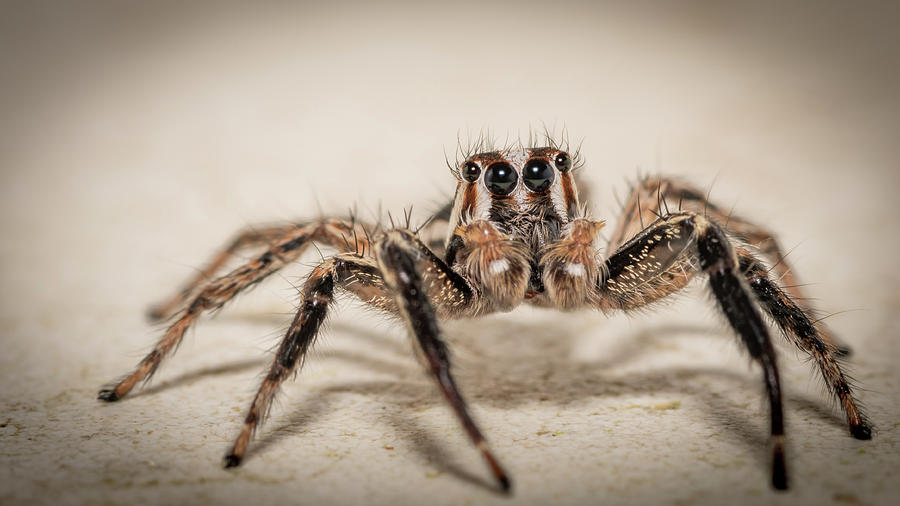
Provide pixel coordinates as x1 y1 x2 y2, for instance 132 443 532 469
523 159 554 192
462 161 481 182
484 162 517 195
554 152 572 172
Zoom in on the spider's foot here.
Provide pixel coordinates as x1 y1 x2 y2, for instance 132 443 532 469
97 388 120 402
224 454 242 468
772 435 788 491
497 475 512 493
850 422 873 440
477 441 512 493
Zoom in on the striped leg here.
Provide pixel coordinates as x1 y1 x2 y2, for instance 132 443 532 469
739 252 872 440
147 219 373 322
98 220 369 402
375 229 510 491
225 231 510 491
599 213 789 489
146 224 298 321
225 254 388 466
609 176 852 354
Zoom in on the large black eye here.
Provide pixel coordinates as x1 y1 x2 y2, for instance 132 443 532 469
484 162 517 195
462 161 481 182
523 159 555 192
554 152 572 172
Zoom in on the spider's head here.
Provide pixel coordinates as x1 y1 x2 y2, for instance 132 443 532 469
448 146 582 250
447 147 583 248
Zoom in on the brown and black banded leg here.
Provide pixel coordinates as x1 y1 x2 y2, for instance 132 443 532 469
600 213 789 490
739 253 872 440
609 176 852 356
225 254 383 466
375 230 510 492
147 224 300 322
226 234 476 469
98 221 365 402
697 220 788 490
147 219 379 322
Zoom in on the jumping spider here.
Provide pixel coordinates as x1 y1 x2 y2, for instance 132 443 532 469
99 139 872 492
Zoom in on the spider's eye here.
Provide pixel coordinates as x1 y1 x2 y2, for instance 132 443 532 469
554 152 572 172
484 162 517 195
523 159 554 192
462 161 481 182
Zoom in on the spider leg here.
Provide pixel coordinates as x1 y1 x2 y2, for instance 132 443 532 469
374 229 511 491
225 229 507 489
147 224 299 322
609 176 852 355
598 212 789 490
738 252 872 440
147 219 374 322
98 220 369 402
225 253 389 466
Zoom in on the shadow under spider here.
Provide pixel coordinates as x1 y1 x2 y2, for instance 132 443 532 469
133 357 267 398
229 315 849 487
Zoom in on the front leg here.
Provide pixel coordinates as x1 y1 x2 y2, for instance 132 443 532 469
227 229 510 491
599 213 789 489
376 229 511 491
225 246 467 465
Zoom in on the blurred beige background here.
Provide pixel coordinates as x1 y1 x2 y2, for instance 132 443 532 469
1 1 899 505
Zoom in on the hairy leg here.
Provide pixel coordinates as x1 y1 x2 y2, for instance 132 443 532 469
608 176 851 354
147 219 374 322
599 212 789 489
225 253 389 465
375 229 510 490
226 230 511 490
739 252 872 439
98 219 371 402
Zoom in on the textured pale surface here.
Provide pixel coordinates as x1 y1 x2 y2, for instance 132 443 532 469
1 2 899 505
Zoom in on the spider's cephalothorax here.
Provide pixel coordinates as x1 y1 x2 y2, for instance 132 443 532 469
99 139 872 493
444 146 596 313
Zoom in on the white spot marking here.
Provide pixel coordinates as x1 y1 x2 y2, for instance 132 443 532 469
490 259 510 275
566 262 586 277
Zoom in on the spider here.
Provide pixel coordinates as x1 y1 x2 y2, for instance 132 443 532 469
98 137 872 492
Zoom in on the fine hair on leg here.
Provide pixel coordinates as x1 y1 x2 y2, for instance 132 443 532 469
599 212 789 489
